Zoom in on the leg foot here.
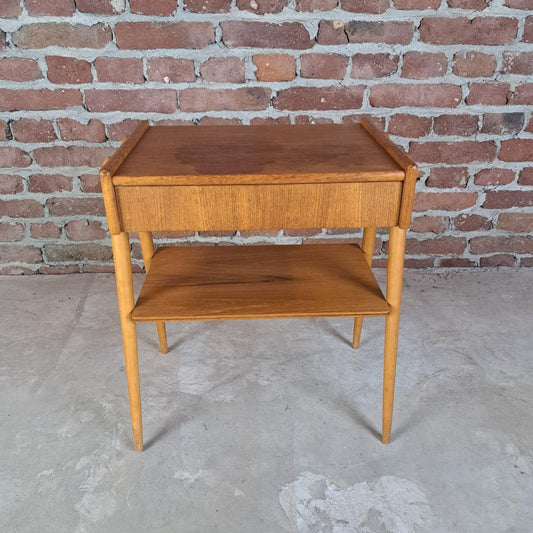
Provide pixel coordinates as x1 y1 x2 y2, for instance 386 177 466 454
156 321 168 354
352 317 363 349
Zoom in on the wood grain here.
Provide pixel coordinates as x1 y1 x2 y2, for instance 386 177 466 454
112 123 405 186
131 244 390 322
116 182 402 232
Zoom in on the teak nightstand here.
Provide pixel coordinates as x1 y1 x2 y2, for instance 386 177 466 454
100 120 417 452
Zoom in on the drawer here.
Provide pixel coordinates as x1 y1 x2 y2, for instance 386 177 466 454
115 182 402 232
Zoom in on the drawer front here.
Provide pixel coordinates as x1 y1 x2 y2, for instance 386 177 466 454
115 182 402 232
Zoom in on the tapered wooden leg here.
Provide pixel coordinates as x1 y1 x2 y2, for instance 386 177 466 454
382 226 406 444
352 227 377 349
138 232 168 354
111 232 143 452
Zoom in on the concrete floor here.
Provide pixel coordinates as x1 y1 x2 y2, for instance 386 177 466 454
0 270 532 533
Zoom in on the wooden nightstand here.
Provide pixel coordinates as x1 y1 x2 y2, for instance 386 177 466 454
100 120 417 451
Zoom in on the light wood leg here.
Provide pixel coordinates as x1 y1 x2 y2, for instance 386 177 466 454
111 232 143 452
352 227 377 349
382 226 406 444
138 232 168 354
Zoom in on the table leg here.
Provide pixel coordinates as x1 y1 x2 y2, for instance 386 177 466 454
382 226 406 444
111 232 143 452
352 227 377 349
139 232 168 354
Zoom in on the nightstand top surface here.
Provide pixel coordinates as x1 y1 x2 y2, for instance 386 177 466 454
113 123 406 186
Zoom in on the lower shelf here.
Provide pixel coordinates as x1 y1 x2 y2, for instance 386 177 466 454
131 243 390 322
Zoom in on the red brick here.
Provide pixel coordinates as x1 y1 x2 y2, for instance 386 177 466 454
426 167 468 188
146 58 195 83
318 20 414 45
40 265 80 274
47 56 92 85
474 168 515 186
466 83 511 105
253 54 295 82
483 190 533 208
518 168 533 185
351 54 398 78
501 52 533 75
199 117 242 126
86 90 177 113
33 146 112 168
95 58 144 84
393 0 441 7
497 213 533 232
448 0 487 7
13 23 112 49
505 0 531 7
0 245 42 264
499 140 533 162
0 175 24 194
341 0 388 13
403 258 435 268
0 89 82 111
453 52 496 77
433 114 478 136
65 219 107 241
402 52 447 79
31 222 61 239
80 174 102 193
200 57 245 83
300 54 347 80
388 114 431 138
236 0 287 14
115 22 214 49
520 257 533 267
420 17 518 45
524 17 533 43
405 237 466 255
370 84 461 108
75 0 125 13
106 120 145 141
180 88 270 112
0 199 44 218
410 215 448 233
481 254 516 267
82 264 115 273
413 192 477 211
0 148 32 168
439 258 476 267
29 174 73 193
343 115 386 130
11 119 56 143
294 116 334 124
44 244 112 262
26 0 75 15
411 141 496 164
454 214 491 231
0 0 21 16
250 117 291 125
184 0 231 12
470 235 533 254
508 84 533 105
481 113 524 135
130 0 177 15
57 119 106 142
47 197 105 216
274 86 364 111
222 22 313 49
0 59 42 82
296 0 337 10
0 121 7 141
0 223 25 242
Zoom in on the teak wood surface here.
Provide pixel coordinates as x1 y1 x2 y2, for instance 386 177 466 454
100 120 417 451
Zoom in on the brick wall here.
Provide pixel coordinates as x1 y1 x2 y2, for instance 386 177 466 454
0 0 532 274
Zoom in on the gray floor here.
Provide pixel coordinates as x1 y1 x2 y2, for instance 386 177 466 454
0 270 532 533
